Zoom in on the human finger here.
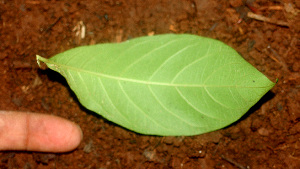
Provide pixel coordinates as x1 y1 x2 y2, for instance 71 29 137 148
0 111 83 152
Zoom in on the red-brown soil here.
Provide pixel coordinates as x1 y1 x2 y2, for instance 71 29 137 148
1 0 299 168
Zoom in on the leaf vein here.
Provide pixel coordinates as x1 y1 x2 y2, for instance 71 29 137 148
102 38 153 71
171 42 212 83
118 81 170 130
76 72 112 116
204 87 230 109
120 38 180 76
97 78 132 125
50 61 271 88
175 87 219 120
148 85 206 128
148 43 198 81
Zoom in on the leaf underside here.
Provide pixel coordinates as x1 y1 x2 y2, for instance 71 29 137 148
37 34 275 136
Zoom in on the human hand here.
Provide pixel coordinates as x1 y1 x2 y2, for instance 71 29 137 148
0 111 82 152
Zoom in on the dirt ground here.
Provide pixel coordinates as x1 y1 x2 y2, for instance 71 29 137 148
0 0 299 168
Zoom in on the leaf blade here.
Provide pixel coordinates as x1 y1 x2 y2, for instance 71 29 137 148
37 34 275 136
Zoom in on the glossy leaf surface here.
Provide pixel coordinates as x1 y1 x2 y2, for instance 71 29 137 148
37 34 275 136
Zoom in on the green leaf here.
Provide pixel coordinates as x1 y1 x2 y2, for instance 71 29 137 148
37 34 275 136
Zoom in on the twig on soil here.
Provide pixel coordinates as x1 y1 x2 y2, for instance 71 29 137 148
213 141 220 156
12 60 32 69
221 155 248 169
247 12 289 27
26 1 41 4
45 17 62 32
267 45 289 72
258 6 283 11
209 23 218 32
283 37 297 58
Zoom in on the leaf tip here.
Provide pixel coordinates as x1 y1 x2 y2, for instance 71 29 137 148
36 55 42 68
36 55 49 69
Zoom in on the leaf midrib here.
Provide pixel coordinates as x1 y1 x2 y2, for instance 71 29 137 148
38 56 273 89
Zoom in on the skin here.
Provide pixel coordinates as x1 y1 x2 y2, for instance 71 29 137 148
0 111 82 152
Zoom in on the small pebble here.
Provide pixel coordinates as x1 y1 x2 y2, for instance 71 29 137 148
258 128 269 136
